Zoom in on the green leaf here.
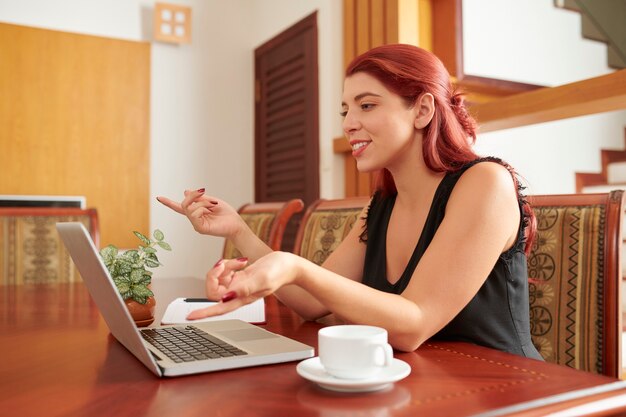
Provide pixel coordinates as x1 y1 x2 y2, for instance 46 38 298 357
116 261 132 276
142 247 157 254
145 258 160 268
131 284 154 304
133 231 151 246
130 268 147 284
99 245 118 264
153 229 165 241
114 278 132 295
120 290 134 300
124 250 140 262
157 241 172 251
134 284 154 297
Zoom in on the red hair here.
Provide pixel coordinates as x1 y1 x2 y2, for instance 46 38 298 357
346 44 535 254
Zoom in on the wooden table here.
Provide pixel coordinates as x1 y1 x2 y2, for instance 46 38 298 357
2 278 626 417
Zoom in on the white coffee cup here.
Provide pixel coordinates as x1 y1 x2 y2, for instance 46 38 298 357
318 325 393 379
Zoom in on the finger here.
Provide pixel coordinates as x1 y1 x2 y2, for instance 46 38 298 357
186 289 265 320
181 188 206 211
184 196 219 217
156 196 184 214
186 296 245 320
206 258 244 288
223 257 249 271
189 206 212 223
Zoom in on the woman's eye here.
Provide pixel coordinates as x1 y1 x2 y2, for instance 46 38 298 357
361 103 375 111
339 110 348 117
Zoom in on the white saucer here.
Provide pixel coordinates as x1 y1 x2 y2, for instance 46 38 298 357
296 357 411 393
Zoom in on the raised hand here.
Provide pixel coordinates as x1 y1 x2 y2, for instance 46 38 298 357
186 251 299 320
202 257 249 301
157 189 245 239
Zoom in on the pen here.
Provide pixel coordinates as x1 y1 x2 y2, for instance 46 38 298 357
184 298 212 302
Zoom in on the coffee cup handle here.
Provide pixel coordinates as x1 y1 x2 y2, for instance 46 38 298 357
371 342 393 368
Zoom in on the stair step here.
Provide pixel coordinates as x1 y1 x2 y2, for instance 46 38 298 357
608 162 626 183
608 45 626 70
554 0 582 13
581 14 608 43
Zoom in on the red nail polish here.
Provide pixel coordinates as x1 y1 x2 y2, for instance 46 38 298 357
213 258 223 268
221 291 237 302
236 257 248 262
197 188 205 193
210 200 219 205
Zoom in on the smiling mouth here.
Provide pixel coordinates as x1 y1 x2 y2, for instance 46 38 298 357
351 141 370 152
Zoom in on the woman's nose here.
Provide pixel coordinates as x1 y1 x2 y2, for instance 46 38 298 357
342 111 360 134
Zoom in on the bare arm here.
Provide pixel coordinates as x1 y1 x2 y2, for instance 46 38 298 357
272 204 369 319
188 164 520 352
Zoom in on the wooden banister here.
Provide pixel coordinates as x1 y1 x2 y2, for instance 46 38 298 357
471 69 626 133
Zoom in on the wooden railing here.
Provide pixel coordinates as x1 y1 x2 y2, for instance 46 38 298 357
472 69 626 133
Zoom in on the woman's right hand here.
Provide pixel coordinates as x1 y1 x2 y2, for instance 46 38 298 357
157 189 245 239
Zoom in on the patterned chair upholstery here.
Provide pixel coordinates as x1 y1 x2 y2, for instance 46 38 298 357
222 199 304 259
527 191 623 377
0 207 99 285
294 197 370 264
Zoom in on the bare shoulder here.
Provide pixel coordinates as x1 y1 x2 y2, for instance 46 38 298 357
447 161 520 221
455 161 517 199
444 161 521 249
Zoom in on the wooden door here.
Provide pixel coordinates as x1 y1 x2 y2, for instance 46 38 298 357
254 13 319 251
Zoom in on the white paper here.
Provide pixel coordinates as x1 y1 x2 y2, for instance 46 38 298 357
161 297 266 325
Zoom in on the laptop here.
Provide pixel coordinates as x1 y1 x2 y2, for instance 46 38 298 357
56 222 314 377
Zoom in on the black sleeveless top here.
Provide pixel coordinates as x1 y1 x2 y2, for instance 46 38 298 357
362 157 542 359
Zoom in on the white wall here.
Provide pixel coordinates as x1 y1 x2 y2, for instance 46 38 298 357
463 0 611 86
0 0 342 279
463 0 626 195
2 0 624 279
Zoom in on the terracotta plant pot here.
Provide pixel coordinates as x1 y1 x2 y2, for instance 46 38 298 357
125 296 156 327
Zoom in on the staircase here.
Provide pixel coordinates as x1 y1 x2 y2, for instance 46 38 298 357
555 0 626 69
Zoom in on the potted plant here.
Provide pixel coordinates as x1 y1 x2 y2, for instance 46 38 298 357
99 229 171 327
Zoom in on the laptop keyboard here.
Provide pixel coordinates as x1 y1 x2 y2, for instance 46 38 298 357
140 326 248 363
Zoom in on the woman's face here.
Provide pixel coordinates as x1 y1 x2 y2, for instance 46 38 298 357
341 72 420 173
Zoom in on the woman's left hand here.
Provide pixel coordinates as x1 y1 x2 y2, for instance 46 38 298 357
186 252 300 320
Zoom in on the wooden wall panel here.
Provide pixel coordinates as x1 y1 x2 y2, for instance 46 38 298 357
0 23 150 248
341 0 420 197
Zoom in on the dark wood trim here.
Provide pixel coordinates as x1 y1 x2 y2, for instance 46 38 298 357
254 12 319 205
457 74 544 97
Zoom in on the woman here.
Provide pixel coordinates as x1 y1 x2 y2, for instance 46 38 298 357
158 44 542 359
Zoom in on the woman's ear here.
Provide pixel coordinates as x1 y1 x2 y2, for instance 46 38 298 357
414 93 435 129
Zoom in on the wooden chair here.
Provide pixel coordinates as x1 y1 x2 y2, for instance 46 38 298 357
294 197 370 264
527 191 623 377
222 199 304 258
0 207 99 285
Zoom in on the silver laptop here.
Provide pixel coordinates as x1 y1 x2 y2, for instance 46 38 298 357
57 222 314 377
